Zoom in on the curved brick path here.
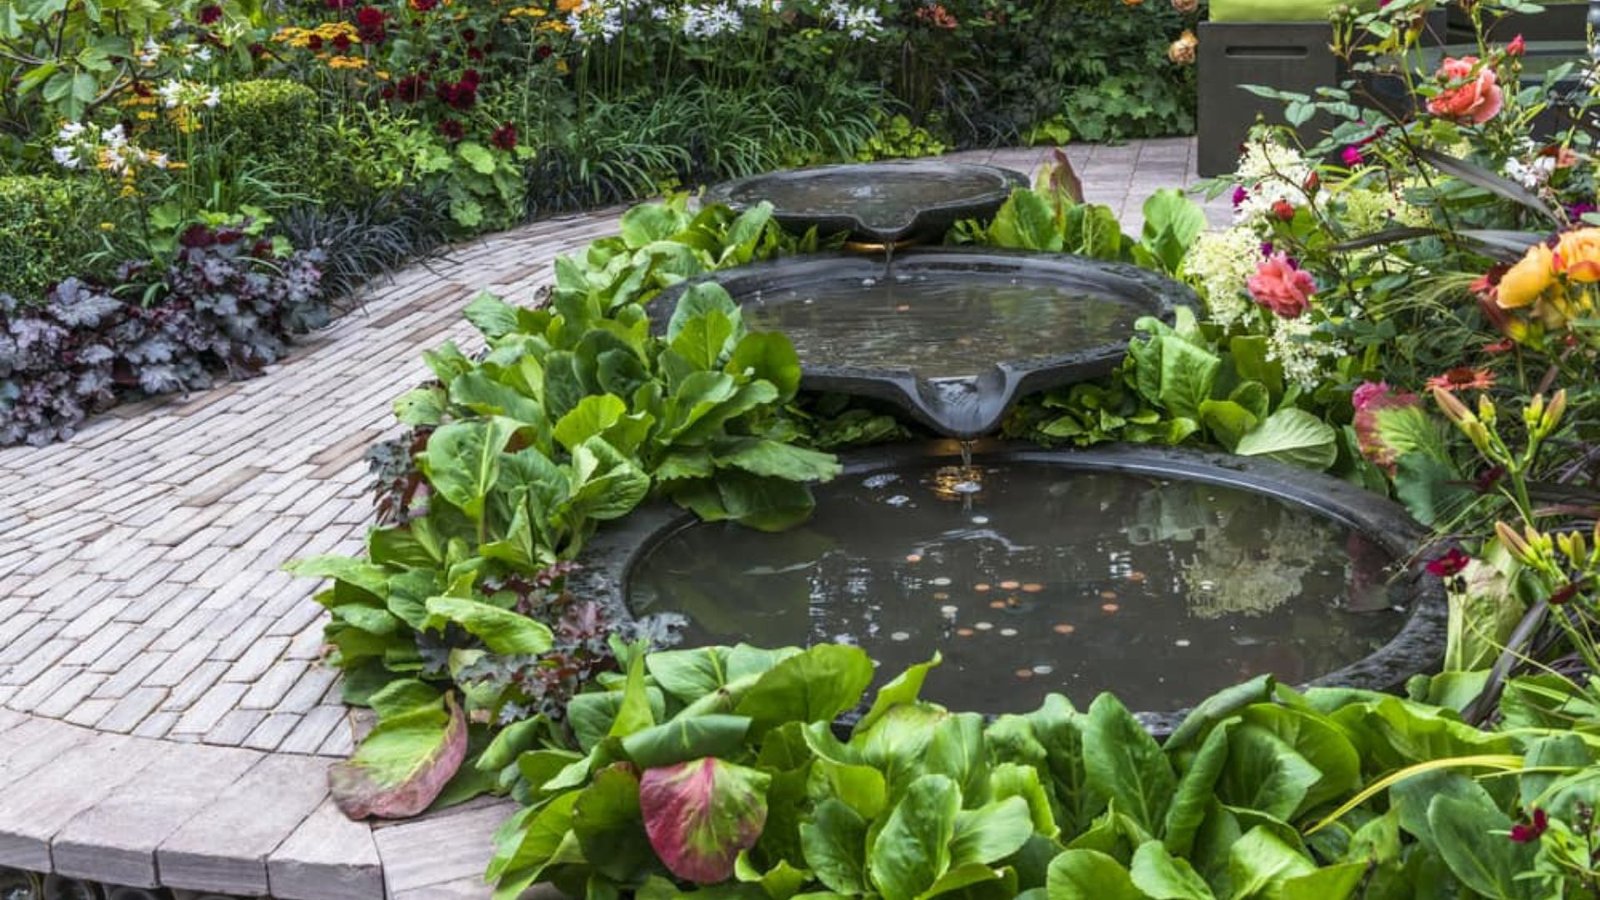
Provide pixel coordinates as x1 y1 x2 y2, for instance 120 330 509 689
0 141 1220 898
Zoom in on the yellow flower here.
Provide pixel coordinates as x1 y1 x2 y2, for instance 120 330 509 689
99 222 116 232
1554 227 1600 283
1497 242 1555 309
327 55 368 69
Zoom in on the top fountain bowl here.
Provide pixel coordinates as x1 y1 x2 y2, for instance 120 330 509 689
650 248 1199 438
703 160 1030 244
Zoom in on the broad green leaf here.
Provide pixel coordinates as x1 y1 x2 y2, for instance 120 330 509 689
990 763 1059 840
1234 409 1337 471
716 439 842 483
1277 862 1366 900
868 774 961 900
1198 400 1257 452
1129 841 1215 899
464 292 521 338
421 417 519 520
622 715 754 769
1163 721 1232 857
989 190 1063 251
736 643 874 737
950 797 1035 868
802 797 871 894
669 282 744 343
1217 725 1321 822
727 331 802 402
574 763 652 881
554 394 628 453
1426 795 1538 900
1225 826 1316 899
855 653 941 735
1083 694 1176 836
1045 849 1145 900
424 596 553 655
329 694 468 819
1156 336 1220 421
641 757 772 884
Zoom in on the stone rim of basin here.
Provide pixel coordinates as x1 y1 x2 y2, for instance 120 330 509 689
703 160 1030 244
570 441 1449 738
649 247 1201 439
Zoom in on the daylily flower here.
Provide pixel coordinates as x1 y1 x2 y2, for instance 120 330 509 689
1497 242 1555 308
1554 228 1600 282
1425 547 1471 578
1425 367 1496 392
1510 809 1548 843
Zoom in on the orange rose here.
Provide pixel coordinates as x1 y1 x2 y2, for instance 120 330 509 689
1554 228 1600 282
1496 242 1555 309
1426 56 1503 125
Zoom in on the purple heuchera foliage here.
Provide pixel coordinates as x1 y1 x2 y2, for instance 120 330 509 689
0 227 326 446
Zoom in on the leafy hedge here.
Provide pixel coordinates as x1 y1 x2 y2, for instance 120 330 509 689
0 175 103 301
207 80 327 188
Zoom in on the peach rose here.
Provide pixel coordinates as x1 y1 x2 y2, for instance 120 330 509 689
1426 56 1503 125
1554 228 1600 282
1496 242 1555 309
1246 252 1316 318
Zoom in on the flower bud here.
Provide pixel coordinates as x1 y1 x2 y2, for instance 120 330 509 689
1540 388 1567 436
1557 530 1588 568
1476 393 1497 427
1433 386 1475 424
1496 520 1535 563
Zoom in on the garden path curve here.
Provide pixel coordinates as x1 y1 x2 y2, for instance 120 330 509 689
0 141 1219 899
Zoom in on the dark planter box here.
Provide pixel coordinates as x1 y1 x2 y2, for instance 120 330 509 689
1197 12 1447 176
1448 1 1589 42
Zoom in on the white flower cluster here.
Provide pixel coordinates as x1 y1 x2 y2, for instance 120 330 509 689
567 1 625 42
1231 137 1319 224
824 0 885 39
156 78 222 110
682 3 745 38
51 122 169 174
1267 314 1346 390
1181 226 1259 329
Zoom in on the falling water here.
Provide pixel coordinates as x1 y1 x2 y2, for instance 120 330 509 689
959 440 973 469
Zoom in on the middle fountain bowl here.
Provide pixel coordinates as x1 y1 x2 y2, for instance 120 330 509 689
649 248 1199 438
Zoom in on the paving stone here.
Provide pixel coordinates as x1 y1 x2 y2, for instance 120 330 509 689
170 681 248 734
87 625 161 674
62 697 117 727
0 717 92 791
96 686 169 734
242 711 302 751
205 708 269 745
222 636 289 683
0 733 157 870
164 752 348 890
147 642 219 689
373 802 512 897
52 741 262 886
131 710 179 739
32 669 107 718
278 705 347 755
240 657 310 709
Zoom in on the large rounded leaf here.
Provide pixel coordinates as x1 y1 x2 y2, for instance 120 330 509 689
330 693 468 819
640 757 772 884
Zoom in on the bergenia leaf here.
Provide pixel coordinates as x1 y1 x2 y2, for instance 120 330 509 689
640 757 773 884
330 693 468 819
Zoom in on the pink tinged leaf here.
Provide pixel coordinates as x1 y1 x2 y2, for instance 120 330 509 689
329 693 469 819
639 757 773 884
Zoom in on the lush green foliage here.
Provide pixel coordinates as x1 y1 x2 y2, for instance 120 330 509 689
0 174 105 299
482 645 1600 899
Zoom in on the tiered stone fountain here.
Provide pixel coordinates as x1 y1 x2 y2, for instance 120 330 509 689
587 160 1445 730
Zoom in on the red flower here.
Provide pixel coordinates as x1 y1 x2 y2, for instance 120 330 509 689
410 0 439 9
1271 199 1295 222
535 45 553 60
1247 252 1316 319
395 73 429 102
355 6 387 43
325 0 356 7
1507 34 1526 57
332 33 353 52
437 118 464 142
462 28 478 42
1510 809 1547 843
307 35 324 50
491 123 518 151
1425 367 1495 392
1425 547 1471 578
198 4 223 24
1482 339 1515 354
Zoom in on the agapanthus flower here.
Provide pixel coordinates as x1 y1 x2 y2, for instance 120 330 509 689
1424 367 1495 392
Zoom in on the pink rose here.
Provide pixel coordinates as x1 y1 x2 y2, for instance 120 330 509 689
1426 56 1503 125
1246 252 1316 318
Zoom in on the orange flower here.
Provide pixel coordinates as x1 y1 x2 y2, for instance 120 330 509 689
1425 367 1496 392
1496 242 1555 309
1554 228 1600 283
1426 56 1503 125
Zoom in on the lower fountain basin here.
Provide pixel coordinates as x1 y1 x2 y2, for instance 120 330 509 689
575 443 1445 733
651 249 1198 438
704 160 1029 244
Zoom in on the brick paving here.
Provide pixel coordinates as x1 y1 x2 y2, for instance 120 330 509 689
0 139 1224 898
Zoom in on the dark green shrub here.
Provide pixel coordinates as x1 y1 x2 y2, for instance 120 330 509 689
0 176 103 302
208 80 329 188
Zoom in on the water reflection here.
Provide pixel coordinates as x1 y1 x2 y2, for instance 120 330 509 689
629 463 1407 713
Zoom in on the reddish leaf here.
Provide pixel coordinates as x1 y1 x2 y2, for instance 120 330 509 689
639 757 772 884
330 693 468 819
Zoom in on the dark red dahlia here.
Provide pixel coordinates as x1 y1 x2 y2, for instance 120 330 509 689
535 45 553 60
198 5 223 24
395 73 429 102
307 35 324 50
355 6 387 43
332 33 353 52
410 0 439 9
462 28 478 42
437 118 464 142
491 123 518 151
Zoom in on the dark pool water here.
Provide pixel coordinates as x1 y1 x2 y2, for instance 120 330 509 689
739 273 1146 380
722 167 1008 231
628 462 1409 714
